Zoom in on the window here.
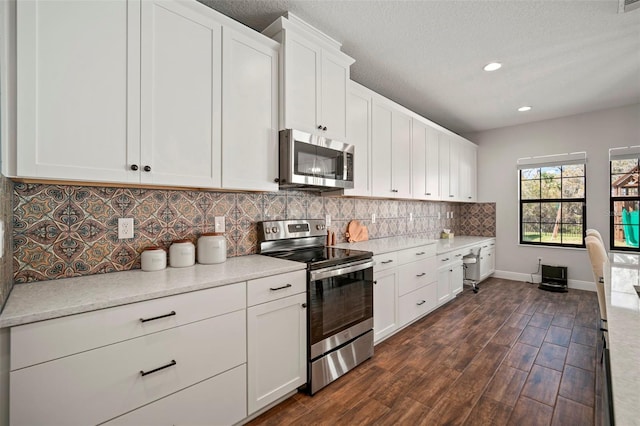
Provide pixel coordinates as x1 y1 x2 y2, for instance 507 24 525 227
518 153 586 247
610 146 640 251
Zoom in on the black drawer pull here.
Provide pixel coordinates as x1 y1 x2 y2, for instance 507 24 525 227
416 272 426 277
140 359 176 377
416 251 426 256
140 311 176 323
441 257 449 261
381 260 394 264
455 254 462 257
416 300 426 306
270 283 292 291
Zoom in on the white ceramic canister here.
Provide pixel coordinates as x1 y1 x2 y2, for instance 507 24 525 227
169 239 196 268
197 233 227 264
141 246 167 272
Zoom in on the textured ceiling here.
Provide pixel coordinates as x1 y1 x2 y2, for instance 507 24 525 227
199 0 640 134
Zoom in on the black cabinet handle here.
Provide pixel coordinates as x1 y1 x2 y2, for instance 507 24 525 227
381 260 394 264
441 258 449 261
425 192 431 195
322 126 327 131
140 359 176 377
468 196 472 199
373 280 378 285
455 254 462 257
449 195 455 197
270 283 292 291
416 272 426 277
143 165 151 172
317 125 323 130
449 269 453 272
416 252 426 256
140 311 176 323
301 303 307 308
130 164 139 171
416 300 426 306
392 189 399 193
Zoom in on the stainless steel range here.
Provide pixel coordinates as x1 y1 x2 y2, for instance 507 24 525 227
258 219 374 395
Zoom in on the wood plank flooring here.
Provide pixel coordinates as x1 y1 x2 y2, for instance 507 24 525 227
248 277 601 426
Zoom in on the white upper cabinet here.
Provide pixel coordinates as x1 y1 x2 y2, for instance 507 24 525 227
439 132 459 201
263 13 354 141
345 81 372 197
412 119 440 200
222 28 279 191
140 0 222 187
16 0 139 183
458 139 478 202
371 97 412 199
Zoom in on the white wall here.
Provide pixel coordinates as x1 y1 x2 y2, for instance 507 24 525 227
466 103 640 288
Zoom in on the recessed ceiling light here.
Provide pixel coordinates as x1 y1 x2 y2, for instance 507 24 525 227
483 62 502 71
518 106 532 112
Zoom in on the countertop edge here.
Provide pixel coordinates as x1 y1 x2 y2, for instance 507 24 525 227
0 257 306 328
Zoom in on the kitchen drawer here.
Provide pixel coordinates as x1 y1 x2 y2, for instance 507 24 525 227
397 257 437 296
10 309 246 426
397 244 436 265
11 282 246 370
398 282 437 327
373 252 398 272
104 364 247 426
437 249 467 265
247 270 306 307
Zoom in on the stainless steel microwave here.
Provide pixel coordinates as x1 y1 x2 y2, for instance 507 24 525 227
278 129 354 191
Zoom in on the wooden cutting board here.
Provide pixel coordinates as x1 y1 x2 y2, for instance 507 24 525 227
346 220 368 242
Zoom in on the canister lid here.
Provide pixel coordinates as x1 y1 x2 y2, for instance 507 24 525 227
201 232 224 237
172 239 191 244
143 246 164 251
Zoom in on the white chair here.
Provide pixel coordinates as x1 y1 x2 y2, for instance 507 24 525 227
585 235 609 348
586 228 605 247
463 247 481 293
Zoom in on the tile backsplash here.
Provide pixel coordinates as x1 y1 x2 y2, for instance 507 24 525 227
13 183 496 283
0 175 14 308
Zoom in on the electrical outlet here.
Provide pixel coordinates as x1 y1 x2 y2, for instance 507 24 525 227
437 212 441 220
325 214 331 227
537 256 543 263
214 216 225 233
409 212 413 222
118 218 134 239
451 211 454 219
371 213 376 224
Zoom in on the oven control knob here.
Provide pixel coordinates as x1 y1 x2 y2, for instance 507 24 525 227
316 224 325 230
271 227 279 234
265 228 271 234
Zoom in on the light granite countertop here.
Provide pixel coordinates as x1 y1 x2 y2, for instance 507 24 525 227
330 235 495 256
0 255 305 328
604 253 640 426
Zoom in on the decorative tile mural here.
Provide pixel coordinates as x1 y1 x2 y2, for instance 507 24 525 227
458 203 497 237
13 183 495 283
0 175 14 308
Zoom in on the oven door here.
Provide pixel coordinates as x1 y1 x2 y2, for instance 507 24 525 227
281 129 354 189
308 259 374 360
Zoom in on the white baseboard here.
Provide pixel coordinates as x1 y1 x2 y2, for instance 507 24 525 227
493 270 595 292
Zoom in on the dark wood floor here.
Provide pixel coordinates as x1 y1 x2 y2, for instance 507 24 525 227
249 277 601 426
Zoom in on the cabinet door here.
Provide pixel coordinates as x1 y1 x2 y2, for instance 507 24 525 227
345 84 372 196
140 0 222 187
373 270 398 343
412 120 427 200
320 50 349 140
438 133 451 200
371 100 393 197
425 126 441 199
283 33 319 134
222 28 279 191
451 262 464 295
17 0 140 183
437 265 452 305
459 141 477 202
448 136 460 200
247 293 306 415
391 109 412 198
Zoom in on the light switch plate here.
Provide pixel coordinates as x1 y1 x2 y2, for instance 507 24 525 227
214 216 225 233
371 213 376 224
409 213 413 222
325 214 331 227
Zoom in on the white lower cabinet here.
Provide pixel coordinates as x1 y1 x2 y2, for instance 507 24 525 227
437 259 463 304
104 364 246 426
398 283 437 327
373 269 398 343
247 276 307 415
10 309 246 426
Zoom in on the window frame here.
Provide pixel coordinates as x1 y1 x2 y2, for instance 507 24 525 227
609 158 640 252
518 164 587 248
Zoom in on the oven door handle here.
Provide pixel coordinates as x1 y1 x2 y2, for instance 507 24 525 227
310 259 374 281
